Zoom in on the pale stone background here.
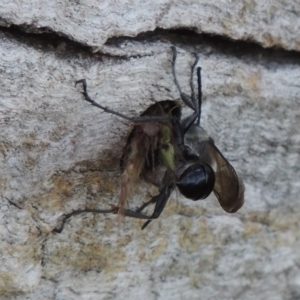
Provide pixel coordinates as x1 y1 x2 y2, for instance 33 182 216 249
0 1 299 299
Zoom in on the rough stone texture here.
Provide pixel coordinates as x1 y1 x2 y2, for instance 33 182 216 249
0 1 300 300
0 1 300 51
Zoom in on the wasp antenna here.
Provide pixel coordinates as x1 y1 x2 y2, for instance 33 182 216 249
76 79 175 124
75 79 133 121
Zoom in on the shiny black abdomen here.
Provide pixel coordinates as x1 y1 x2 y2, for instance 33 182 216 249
176 164 215 200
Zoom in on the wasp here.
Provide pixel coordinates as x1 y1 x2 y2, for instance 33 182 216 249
73 47 244 230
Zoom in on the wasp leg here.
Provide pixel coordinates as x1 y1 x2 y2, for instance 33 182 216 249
116 182 174 229
171 47 199 112
75 79 174 124
53 185 174 232
190 55 200 111
171 50 197 133
141 183 175 229
54 206 118 233
179 65 202 133
196 67 202 126
136 197 157 213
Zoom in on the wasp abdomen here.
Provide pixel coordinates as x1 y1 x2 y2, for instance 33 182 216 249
176 164 215 201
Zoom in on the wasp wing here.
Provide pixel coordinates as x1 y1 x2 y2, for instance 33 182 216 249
207 140 244 213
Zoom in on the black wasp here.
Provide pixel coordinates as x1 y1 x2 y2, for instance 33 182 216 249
73 47 244 230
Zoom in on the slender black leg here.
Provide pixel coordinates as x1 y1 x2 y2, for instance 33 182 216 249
171 47 202 134
141 182 175 229
54 204 154 233
196 67 202 126
136 197 158 213
75 79 174 124
171 47 196 111
112 181 175 229
190 55 200 110
54 184 174 232
54 206 118 233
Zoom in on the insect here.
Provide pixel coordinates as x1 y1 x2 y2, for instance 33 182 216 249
73 47 244 230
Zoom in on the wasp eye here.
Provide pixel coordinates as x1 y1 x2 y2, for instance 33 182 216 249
176 164 215 201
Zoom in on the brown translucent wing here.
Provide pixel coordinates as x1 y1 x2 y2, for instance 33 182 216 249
207 140 244 213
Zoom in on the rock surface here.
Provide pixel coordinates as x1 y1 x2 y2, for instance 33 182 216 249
0 1 300 299
0 1 300 51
